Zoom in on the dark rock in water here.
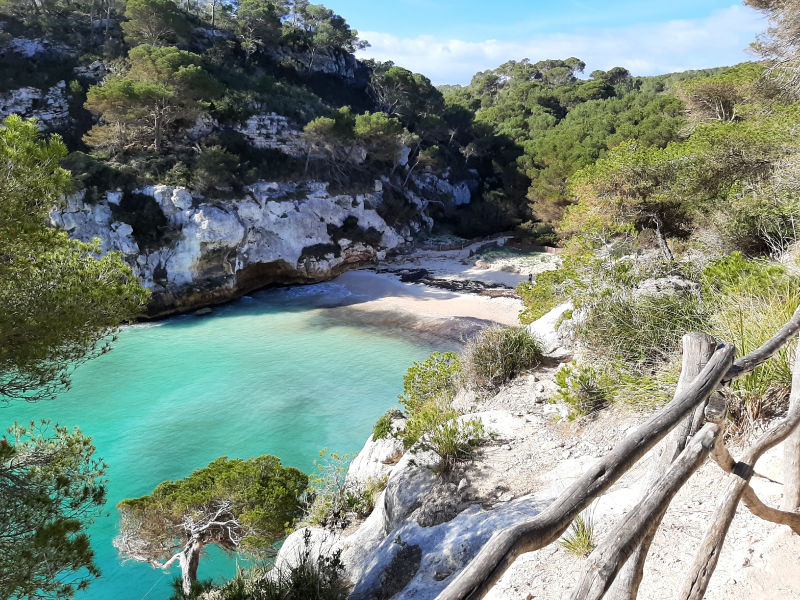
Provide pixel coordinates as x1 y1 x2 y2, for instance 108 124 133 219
378 267 517 297
195 307 212 315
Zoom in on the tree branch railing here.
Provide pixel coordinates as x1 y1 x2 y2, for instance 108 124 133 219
435 304 800 600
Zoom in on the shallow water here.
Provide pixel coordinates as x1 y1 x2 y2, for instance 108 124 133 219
2 282 451 600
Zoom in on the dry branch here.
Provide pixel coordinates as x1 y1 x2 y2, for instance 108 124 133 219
569 423 721 600
435 344 736 600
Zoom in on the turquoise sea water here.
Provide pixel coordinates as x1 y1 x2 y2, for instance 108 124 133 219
2 282 449 600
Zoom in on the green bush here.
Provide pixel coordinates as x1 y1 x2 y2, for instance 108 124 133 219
372 408 402 441
576 292 711 366
556 364 610 417
517 268 576 324
396 352 484 473
702 251 786 296
193 146 241 190
217 530 349 600
400 352 460 413
559 513 596 557
304 449 356 531
459 327 543 392
422 417 486 474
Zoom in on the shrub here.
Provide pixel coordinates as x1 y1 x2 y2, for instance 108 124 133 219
422 417 486 474
709 283 800 438
459 326 543 392
400 352 460 411
217 530 349 600
556 364 610 417
372 408 402 441
559 512 596 557
397 351 484 473
193 146 240 190
304 449 356 531
517 267 576 324
576 292 711 366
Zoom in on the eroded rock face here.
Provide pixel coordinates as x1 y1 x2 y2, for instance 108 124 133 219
51 181 422 317
0 81 72 129
346 415 406 489
265 46 358 78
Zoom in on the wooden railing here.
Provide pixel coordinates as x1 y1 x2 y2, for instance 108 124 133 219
436 305 800 600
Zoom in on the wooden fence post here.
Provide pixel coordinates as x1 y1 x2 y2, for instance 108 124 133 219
784 343 800 511
678 350 800 600
607 333 717 600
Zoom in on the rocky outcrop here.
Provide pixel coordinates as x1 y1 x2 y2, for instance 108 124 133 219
526 302 573 354
346 414 406 489
51 181 428 317
234 114 306 156
412 173 475 207
0 37 72 58
0 81 72 129
265 46 358 79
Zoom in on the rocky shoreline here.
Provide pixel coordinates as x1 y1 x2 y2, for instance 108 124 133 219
268 308 800 600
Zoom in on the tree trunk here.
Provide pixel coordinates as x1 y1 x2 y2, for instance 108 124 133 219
434 344 736 600
569 423 721 600
678 351 800 600
179 539 203 596
651 215 673 262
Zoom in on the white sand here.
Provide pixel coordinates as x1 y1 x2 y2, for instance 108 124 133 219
333 270 523 326
332 241 560 327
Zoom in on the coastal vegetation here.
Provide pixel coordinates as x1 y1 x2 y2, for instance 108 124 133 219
0 421 107 600
114 455 308 595
5 0 800 598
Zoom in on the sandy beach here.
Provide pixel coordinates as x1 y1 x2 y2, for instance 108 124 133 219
331 242 560 327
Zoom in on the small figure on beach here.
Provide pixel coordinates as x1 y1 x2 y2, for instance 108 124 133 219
528 273 533 283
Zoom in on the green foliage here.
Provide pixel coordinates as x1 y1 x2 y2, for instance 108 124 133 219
167 577 215 600
704 255 800 436
422 416 486 474
216 529 349 600
0 116 147 402
0 420 107 600
516 267 576 324
116 455 308 567
396 352 484 473
577 291 711 366
459 327 543 392
193 146 241 190
559 513 596 557
85 45 224 151
372 409 399 441
400 352 460 417
556 364 610 417
121 0 192 47
304 448 379 529
701 252 785 295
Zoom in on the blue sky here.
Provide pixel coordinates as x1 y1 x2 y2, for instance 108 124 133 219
320 0 768 84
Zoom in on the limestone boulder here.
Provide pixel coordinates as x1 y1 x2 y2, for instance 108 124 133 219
525 302 573 354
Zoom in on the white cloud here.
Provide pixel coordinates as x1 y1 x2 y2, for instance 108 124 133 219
355 5 767 85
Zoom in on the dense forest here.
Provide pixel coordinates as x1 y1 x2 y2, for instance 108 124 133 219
0 0 735 241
